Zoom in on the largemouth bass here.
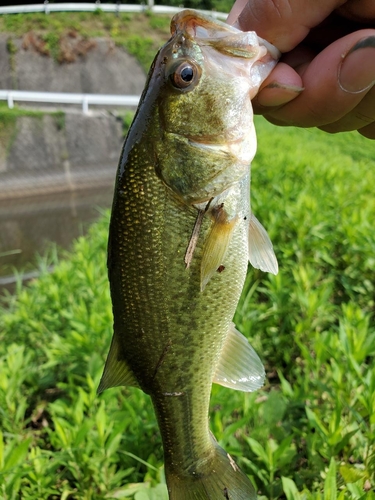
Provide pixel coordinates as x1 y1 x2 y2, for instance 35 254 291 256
99 10 279 500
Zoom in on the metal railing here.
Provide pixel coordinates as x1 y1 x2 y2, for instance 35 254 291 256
0 90 141 113
0 3 228 112
0 3 227 19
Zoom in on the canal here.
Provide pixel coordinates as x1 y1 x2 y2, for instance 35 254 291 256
0 165 115 292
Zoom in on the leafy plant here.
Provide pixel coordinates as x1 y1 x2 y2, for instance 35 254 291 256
119 35 155 72
0 119 374 498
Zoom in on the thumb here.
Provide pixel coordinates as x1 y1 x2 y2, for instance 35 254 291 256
227 0 347 52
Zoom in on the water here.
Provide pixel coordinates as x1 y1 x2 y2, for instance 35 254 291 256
0 167 115 292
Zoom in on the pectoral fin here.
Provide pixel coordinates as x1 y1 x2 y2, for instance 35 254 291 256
97 333 139 394
213 323 265 392
248 214 278 275
201 207 238 291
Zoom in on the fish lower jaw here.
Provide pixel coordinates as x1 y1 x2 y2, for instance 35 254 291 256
188 137 255 165
188 139 227 153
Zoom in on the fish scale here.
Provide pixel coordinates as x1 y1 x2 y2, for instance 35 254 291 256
99 9 279 499
113 143 247 392
111 146 248 478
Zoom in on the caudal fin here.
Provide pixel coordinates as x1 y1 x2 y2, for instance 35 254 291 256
166 441 257 500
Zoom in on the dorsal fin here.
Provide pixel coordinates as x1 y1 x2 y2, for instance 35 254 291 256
248 213 278 275
97 333 139 394
213 323 265 392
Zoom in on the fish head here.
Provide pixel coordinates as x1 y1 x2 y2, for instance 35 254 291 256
147 10 280 204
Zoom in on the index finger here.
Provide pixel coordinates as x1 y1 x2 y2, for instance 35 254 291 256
227 0 347 51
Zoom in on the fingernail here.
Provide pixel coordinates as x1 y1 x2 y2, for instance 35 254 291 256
339 36 375 93
257 82 304 107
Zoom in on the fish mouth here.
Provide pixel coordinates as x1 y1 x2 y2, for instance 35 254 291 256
188 136 248 158
188 139 231 154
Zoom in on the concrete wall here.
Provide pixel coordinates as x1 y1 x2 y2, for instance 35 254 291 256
0 34 146 199
0 34 146 94
0 34 146 279
0 111 125 200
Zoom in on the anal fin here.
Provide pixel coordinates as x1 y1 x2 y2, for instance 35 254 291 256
97 333 139 394
213 323 265 392
248 213 278 275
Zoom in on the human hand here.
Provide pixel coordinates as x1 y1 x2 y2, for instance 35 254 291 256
227 0 375 139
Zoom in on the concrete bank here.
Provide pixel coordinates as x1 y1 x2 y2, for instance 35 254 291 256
0 35 146 95
0 33 145 283
0 110 124 200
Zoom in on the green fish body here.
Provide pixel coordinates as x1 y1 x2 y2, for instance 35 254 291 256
99 10 279 499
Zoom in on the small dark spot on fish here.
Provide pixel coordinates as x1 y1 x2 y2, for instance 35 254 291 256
223 487 230 499
217 265 225 273
244 216 247 220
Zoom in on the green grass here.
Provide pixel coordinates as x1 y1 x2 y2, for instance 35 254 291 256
0 119 374 499
0 100 45 123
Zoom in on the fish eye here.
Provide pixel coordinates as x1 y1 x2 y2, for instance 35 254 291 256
170 61 199 90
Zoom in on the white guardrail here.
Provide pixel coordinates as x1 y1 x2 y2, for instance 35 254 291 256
0 90 141 113
0 3 227 19
0 3 228 112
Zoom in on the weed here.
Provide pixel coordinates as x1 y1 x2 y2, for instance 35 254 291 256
0 119 374 499
118 110 135 137
42 31 60 60
148 14 171 33
119 35 155 72
53 111 65 131
6 37 17 57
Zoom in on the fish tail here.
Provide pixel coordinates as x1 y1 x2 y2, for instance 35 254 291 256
166 441 257 500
